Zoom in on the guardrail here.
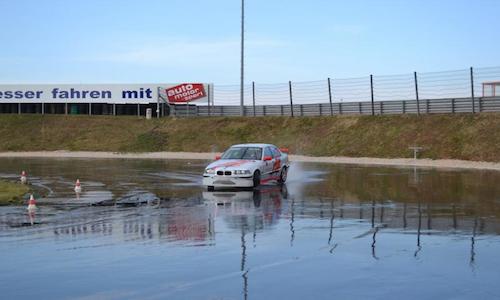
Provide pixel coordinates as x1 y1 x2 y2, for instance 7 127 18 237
170 97 500 117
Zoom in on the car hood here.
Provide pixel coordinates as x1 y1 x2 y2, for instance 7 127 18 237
206 159 259 171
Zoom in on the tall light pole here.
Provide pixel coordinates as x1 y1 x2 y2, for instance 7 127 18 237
240 0 245 116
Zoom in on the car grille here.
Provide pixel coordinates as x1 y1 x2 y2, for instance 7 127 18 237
217 171 232 176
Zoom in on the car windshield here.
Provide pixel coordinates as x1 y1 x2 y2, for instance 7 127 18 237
221 147 262 160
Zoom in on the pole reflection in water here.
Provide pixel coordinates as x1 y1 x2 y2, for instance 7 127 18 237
290 196 295 247
470 216 478 270
403 202 407 229
328 198 338 253
241 228 248 300
415 197 423 258
452 204 457 230
371 226 379 260
328 199 334 245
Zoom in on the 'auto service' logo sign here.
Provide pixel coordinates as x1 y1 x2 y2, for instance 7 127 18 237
166 83 206 103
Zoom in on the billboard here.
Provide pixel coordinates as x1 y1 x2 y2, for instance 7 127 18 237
0 84 211 104
166 83 206 104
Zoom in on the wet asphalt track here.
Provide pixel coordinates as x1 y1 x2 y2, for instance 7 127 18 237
1 158 500 299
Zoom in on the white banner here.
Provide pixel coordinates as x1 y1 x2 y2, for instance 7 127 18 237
0 84 210 104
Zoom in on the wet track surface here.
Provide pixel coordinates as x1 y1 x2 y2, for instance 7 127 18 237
1 158 500 299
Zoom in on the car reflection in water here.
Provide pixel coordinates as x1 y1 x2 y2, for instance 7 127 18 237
202 184 287 231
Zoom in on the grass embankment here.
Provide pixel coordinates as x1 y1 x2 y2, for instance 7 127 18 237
0 180 29 205
0 113 499 161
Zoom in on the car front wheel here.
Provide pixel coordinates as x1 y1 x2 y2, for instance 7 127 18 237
253 171 261 188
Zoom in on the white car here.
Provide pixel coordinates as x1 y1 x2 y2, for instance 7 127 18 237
203 143 290 191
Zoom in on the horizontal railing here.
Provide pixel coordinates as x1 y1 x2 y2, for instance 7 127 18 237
170 97 500 117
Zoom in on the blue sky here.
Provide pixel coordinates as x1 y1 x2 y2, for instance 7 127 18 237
0 0 498 84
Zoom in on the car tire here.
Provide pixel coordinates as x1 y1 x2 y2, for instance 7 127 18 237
207 186 215 191
278 167 288 184
253 171 261 188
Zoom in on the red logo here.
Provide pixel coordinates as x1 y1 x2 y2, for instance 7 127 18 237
166 83 206 103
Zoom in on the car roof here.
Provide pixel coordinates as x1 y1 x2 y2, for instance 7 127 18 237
230 143 276 148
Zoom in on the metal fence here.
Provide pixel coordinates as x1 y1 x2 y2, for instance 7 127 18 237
169 66 500 117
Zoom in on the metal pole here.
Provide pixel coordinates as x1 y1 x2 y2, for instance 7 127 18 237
240 0 245 116
18 103 21 115
113 104 116 116
370 75 375 116
157 87 160 118
207 84 211 116
470 67 475 114
252 81 256 116
327 78 333 116
89 103 91 116
137 103 140 117
414 71 420 115
289 80 294 117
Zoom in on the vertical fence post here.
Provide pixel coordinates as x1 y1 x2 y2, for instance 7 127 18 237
18 103 21 115
137 103 140 117
156 87 160 118
113 104 116 116
289 80 294 117
470 67 475 114
252 81 256 117
414 71 420 115
370 75 375 116
89 103 92 116
207 84 211 116
327 77 333 116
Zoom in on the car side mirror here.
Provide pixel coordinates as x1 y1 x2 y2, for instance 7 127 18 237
264 156 273 161
215 155 221 160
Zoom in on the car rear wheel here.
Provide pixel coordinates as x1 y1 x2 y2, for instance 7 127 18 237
278 167 288 184
253 171 261 188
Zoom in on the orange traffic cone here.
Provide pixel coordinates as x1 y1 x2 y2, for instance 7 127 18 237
27 194 37 211
20 171 27 184
74 179 82 193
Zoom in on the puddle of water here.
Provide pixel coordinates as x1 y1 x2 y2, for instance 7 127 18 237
0 158 499 299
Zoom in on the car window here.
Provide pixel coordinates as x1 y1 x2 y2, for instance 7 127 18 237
264 147 273 159
221 147 245 159
243 148 262 160
271 147 281 158
221 147 262 160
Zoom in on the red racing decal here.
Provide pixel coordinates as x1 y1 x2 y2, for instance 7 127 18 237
272 158 281 172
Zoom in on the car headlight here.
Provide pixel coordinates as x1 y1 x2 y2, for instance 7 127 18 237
233 170 251 175
205 169 215 174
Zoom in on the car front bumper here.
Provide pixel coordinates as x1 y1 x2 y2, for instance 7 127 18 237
203 175 254 188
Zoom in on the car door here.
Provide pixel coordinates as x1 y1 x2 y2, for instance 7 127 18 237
261 147 275 180
270 146 282 175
